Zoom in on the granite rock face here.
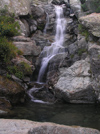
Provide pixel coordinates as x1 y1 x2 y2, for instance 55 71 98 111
79 13 100 37
70 0 82 18
0 0 31 17
54 58 96 103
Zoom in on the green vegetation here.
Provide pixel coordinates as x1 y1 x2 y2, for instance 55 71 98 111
0 15 20 37
78 24 89 41
0 37 22 64
77 48 87 56
92 0 100 13
81 0 100 13
0 7 32 79
7 65 24 79
70 54 74 59
0 6 21 64
81 3 88 12
7 62 32 79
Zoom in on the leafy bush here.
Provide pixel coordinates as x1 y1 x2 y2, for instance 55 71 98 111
0 16 20 37
7 62 32 79
0 37 23 64
19 62 32 74
81 3 88 12
0 37 16 63
7 65 24 79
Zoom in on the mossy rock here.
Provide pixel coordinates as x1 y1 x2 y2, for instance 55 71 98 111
0 75 25 104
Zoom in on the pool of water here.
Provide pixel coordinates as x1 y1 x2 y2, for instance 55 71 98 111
1 101 100 130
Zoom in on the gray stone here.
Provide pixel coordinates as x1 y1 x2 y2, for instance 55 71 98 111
0 110 7 114
0 0 31 17
79 13 100 37
13 41 41 56
17 20 29 36
68 42 78 55
78 34 87 49
70 0 83 18
0 119 100 134
54 58 96 103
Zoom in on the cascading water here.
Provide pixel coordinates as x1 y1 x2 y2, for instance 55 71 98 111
43 12 49 34
28 5 66 103
38 5 66 82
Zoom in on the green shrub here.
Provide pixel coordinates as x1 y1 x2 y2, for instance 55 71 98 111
0 37 16 63
19 62 32 75
7 65 24 79
0 37 23 64
7 62 32 79
0 16 20 37
81 3 88 12
77 48 87 56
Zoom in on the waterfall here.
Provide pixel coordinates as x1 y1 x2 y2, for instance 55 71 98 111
37 5 66 82
43 12 49 34
28 5 66 103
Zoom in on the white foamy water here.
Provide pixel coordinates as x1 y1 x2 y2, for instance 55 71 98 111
37 5 66 82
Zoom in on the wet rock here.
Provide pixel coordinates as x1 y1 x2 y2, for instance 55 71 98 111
0 119 100 134
32 31 52 50
51 0 69 5
43 4 55 33
48 53 69 71
54 58 97 103
32 86 56 103
0 97 12 110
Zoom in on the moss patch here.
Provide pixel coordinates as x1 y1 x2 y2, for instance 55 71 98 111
78 24 89 41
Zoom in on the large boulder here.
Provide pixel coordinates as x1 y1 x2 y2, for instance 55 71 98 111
0 0 31 17
79 13 100 37
13 36 41 62
54 58 97 103
0 119 100 134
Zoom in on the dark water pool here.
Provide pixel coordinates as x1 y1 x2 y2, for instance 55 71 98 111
1 102 100 130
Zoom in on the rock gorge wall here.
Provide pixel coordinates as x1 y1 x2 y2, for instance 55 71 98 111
0 0 100 108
